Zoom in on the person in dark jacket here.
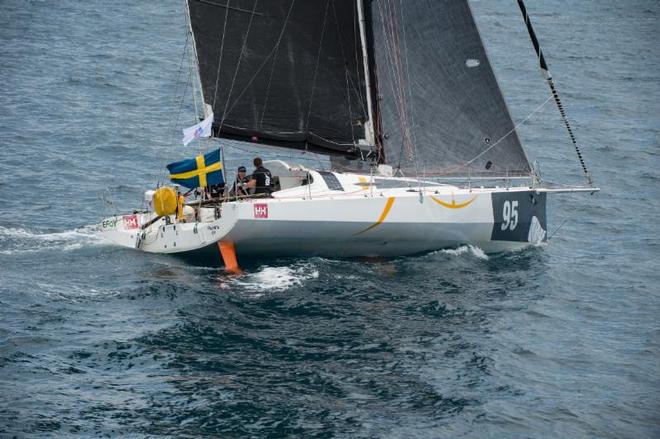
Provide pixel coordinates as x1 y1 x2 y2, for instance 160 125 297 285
229 165 250 197
206 182 226 199
247 157 273 195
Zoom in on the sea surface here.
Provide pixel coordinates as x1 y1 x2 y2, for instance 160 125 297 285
1 0 659 437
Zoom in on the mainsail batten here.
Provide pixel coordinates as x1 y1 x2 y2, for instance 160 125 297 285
188 0 371 156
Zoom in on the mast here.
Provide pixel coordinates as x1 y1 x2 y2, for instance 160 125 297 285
185 0 207 119
356 0 376 148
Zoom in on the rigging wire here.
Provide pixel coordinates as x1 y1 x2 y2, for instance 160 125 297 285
221 1 296 122
460 94 554 171
345 69 356 145
211 0 231 109
547 218 568 241
394 0 422 186
166 31 191 148
376 0 418 176
259 0 297 128
158 4 195 185
217 0 260 134
189 45 201 124
329 0 361 145
304 0 330 136
387 0 413 162
329 1 358 146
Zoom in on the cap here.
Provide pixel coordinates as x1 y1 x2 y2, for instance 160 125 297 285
237 166 246 172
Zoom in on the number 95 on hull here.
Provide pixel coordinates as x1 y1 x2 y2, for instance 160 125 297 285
491 191 547 244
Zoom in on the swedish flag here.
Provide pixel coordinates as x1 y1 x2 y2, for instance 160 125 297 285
167 148 224 189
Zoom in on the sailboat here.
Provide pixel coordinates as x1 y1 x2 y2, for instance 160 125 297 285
100 0 598 271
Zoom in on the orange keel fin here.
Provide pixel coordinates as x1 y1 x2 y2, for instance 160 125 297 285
218 241 242 274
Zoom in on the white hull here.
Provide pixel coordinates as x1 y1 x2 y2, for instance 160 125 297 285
100 163 548 264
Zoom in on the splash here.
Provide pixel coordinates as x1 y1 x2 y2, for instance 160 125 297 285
438 245 489 260
230 264 320 294
0 225 108 255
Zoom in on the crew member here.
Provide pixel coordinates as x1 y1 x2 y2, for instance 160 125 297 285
247 157 273 195
206 181 226 200
176 190 186 222
229 165 250 197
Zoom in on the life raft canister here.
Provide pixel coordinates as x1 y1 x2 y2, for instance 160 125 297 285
153 187 177 216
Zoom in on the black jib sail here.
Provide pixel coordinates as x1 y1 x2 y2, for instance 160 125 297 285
187 0 371 157
367 0 532 177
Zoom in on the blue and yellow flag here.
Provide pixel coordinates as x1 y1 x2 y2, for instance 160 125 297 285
166 149 224 189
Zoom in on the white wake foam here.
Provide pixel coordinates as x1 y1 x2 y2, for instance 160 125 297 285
0 224 108 255
438 245 489 260
231 264 320 294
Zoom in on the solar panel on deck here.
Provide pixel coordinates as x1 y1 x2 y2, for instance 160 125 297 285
318 171 344 191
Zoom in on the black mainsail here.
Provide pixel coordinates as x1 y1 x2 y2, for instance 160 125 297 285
187 0 533 177
188 0 370 156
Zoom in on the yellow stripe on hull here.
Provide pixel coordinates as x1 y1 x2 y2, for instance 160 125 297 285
354 197 396 235
430 195 477 209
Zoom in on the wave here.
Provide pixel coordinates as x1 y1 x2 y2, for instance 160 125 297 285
0 225 108 255
229 264 320 295
437 245 489 260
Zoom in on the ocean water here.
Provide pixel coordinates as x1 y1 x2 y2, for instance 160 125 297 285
1 0 659 437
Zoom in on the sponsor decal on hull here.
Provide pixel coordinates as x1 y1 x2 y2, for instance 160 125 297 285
123 214 139 229
254 203 269 219
102 217 118 229
491 191 547 243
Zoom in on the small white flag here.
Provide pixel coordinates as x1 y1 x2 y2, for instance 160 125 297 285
182 112 214 146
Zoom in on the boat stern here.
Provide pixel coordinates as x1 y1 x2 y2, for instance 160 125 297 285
99 213 149 249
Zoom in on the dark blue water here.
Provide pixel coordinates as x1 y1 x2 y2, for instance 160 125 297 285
1 0 659 437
